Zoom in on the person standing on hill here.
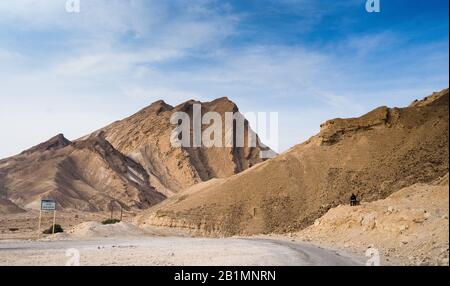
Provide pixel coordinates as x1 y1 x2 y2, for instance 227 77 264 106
350 193 358 206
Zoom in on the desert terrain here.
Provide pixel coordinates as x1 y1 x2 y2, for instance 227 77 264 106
0 89 448 266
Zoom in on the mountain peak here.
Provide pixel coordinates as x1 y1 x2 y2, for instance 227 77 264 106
206 97 238 112
173 99 201 113
212 96 231 103
172 97 239 113
147 100 173 114
20 133 71 155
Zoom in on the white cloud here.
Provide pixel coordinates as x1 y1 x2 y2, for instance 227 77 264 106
52 48 184 76
0 0 154 33
0 0 238 48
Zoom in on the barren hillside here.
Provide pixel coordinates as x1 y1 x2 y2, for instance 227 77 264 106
137 89 449 236
0 198 24 215
96 97 271 196
0 134 165 212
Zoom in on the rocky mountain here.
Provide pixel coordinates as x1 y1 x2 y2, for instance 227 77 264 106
93 97 271 196
0 97 271 211
0 133 165 211
137 88 449 236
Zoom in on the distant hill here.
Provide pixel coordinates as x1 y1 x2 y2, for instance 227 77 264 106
0 133 165 211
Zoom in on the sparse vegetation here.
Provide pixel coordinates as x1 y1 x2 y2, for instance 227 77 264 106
43 224 64 234
102 219 121 225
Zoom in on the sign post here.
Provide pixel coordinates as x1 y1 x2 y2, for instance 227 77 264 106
110 202 114 220
37 208 42 240
52 208 56 235
37 199 56 240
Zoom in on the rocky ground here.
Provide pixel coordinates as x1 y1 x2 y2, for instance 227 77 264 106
0 210 124 240
281 175 449 266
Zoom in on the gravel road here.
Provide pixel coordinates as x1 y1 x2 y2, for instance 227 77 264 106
0 237 363 266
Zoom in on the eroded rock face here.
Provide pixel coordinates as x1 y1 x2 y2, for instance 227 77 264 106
96 97 272 196
319 107 392 145
137 89 449 236
0 134 165 212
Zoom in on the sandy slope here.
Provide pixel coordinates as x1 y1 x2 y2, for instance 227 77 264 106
292 175 449 266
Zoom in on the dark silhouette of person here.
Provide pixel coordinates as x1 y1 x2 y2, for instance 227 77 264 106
350 193 358 206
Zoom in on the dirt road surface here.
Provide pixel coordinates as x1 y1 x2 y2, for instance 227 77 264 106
0 237 363 266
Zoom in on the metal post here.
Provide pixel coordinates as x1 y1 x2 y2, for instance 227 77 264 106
52 209 56 235
37 208 42 240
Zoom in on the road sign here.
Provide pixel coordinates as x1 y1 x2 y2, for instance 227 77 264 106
37 199 57 240
41 199 56 211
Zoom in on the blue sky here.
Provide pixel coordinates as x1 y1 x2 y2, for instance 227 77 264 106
0 0 448 158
